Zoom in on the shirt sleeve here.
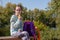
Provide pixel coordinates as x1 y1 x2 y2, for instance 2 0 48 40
31 22 36 35
23 22 27 31
10 15 21 29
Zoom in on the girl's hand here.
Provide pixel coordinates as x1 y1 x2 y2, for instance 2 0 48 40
18 15 22 20
18 29 22 32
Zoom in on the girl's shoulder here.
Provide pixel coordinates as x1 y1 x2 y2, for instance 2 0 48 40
11 15 15 17
11 15 17 18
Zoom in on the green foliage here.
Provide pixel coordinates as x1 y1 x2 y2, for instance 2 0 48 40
34 21 60 40
0 1 60 40
0 26 10 36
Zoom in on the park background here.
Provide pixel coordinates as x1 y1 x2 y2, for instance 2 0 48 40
0 0 60 40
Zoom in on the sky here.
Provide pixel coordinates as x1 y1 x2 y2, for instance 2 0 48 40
0 0 51 10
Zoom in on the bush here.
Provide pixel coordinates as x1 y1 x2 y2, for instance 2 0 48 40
34 21 60 40
0 26 10 36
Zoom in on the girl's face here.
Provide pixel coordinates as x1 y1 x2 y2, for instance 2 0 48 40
15 6 22 15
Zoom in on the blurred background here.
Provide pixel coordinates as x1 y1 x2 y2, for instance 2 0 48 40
0 0 60 40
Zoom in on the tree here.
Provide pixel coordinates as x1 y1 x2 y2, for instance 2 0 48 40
48 0 60 27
